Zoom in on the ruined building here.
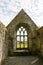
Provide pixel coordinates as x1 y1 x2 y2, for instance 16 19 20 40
0 9 43 65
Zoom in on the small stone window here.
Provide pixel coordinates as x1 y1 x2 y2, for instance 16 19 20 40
16 26 28 49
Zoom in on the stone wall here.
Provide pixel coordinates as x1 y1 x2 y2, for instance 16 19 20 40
0 22 7 65
6 9 38 55
36 27 43 57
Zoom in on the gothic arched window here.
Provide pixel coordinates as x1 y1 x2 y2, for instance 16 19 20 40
16 26 28 49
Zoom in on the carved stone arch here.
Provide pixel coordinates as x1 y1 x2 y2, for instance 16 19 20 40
13 23 33 52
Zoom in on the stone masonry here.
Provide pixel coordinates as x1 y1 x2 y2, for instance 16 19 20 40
0 9 43 65
0 22 7 65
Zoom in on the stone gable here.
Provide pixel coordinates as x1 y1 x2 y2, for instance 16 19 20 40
6 9 38 38
6 9 38 56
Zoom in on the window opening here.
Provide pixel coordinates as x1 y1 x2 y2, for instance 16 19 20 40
16 26 28 49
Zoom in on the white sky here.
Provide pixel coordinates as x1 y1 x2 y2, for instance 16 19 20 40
0 0 43 27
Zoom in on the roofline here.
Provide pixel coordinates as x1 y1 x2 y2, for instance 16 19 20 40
37 26 43 31
6 9 38 28
0 21 5 27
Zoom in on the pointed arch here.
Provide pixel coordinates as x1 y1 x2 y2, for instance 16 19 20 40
16 26 28 49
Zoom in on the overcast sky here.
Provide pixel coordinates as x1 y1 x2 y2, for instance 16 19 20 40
0 0 43 27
